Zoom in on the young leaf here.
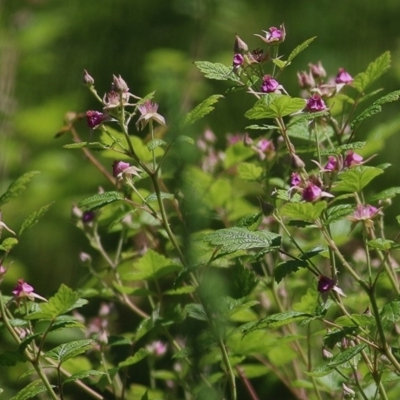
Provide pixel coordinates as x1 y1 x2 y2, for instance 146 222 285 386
202 227 281 254
237 162 263 181
183 94 224 126
118 348 150 368
25 284 87 320
194 61 241 82
78 191 124 211
10 380 49 400
286 37 317 64
280 201 327 221
274 260 308 283
332 166 383 193
63 142 110 150
63 370 106 384
352 51 391 93
0 237 19 252
19 202 54 236
45 339 93 364
146 138 167 151
120 249 181 281
0 171 40 208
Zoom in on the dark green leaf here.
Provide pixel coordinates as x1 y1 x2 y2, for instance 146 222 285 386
10 380 49 400
287 111 329 127
352 51 391 92
19 202 54 236
185 303 208 321
323 327 359 349
369 187 400 201
194 61 241 82
300 246 328 260
325 204 354 224
0 171 40 208
63 370 106 384
332 166 383 193
174 135 195 145
236 213 263 231
0 351 26 367
183 94 223 126
118 348 150 368
45 339 93 364
274 260 308 283
202 227 281 254
78 191 124 211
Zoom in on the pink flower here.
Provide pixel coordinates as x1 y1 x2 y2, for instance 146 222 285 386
324 156 338 172
255 139 275 160
260 75 279 93
254 24 286 44
86 110 108 129
136 101 166 130
306 94 327 112
290 172 302 187
233 53 244 68
344 151 363 168
348 204 380 228
317 275 346 299
146 340 167 357
112 161 141 180
335 68 353 84
302 183 322 202
12 279 47 302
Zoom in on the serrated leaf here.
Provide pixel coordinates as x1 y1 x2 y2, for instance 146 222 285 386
174 135 195 145
25 284 86 320
10 380 49 400
48 315 85 332
185 303 208 321
19 202 54 236
118 348 150 368
280 201 327 221
146 139 167 151
332 166 383 193
245 124 279 130
194 61 241 82
288 111 329 127
63 370 106 384
274 260 308 283
351 90 400 131
45 339 93 364
236 213 263 231
144 192 175 203
78 191 124 211
202 227 281 254
367 238 394 251
381 301 400 323
352 51 391 93
223 142 254 169
245 95 306 119
63 142 109 150
0 171 40 208
183 94 223 126
237 162 263 181
369 187 400 201
0 351 26 367
287 37 317 64
325 204 354 224
121 249 181 281
0 237 19 252
243 311 313 334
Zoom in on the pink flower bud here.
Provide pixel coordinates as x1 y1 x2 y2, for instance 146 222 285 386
260 75 279 93
112 74 129 93
86 110 107 129
83 69 95 86
335 68 353 84
233 53 244 67
324 156 338 171
233 34 248 53
302 183 322 202
344 151 363 167
309 61 326 79
306 94 327 112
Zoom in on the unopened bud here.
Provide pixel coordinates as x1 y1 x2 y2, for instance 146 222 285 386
83 69 95 86
291 154 305 169
234 34 248 53
322 347 333 360
342 383 355 399
112 74 129 93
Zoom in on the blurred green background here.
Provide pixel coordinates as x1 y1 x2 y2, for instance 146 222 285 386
1 0 400 295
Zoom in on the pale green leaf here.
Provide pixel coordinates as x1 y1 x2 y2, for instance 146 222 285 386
332 166 383 193
237 162 263 180
183 94 223 126
145 192 175 203
146 139 167 151
63 142 109 150
280 201 327 221
0 237 19 252
78 191 124 211
19 202 54 236
194 61 241 82
287 37 317 64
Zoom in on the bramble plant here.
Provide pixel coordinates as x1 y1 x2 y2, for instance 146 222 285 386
2 24 400 400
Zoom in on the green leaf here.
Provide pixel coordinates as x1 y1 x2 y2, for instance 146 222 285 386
236 213 263 231
146 139 167 151
63 370 106 384
287 37 317 64
352 51 391 93
274 260 308 283
0 237 19 252
245 124 279 131
332 166 383 193
78 191 124 211
19 202 54 236
10 380 49 400
280 201 327 221
300 246 328 260
118 348 150 368
185 303 208 321
287 111 329 127
45 339 93 364
245 95 306 119
369 187 400 202
325 204 354 224
144 192 175 203
243 311 313 334
0 171 40 208
25 284 87 320
237 162 263 181
0 351 26 367
183 94 223 126
63 142 109 150
351 90 400 131
381 301 400 323
202 227 281 254
194 61 241 82
323 327 359 349
174 135 195 145
223 142 254 169
367 238 395 251
120 249 181 281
